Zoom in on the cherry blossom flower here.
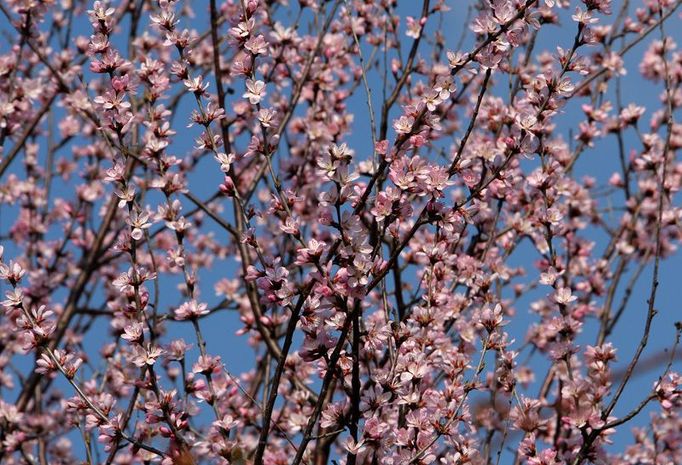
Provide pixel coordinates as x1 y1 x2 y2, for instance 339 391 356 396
121 321 145 344
553 287 578 305
405 16 424 39
126 210 152 240
174 300 209 321
131 345 164 367
243 79 266 105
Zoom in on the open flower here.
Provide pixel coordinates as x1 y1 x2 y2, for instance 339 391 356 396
553 287 577 305
127 210 152 241
243 79 266 104
174 300 209 320
131 345 164 367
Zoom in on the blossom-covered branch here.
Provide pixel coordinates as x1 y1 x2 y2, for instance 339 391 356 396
0 1 681 465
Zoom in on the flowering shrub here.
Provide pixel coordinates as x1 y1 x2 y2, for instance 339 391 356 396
0 0 681 464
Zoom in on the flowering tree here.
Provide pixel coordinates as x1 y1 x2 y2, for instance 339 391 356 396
1 0 682 464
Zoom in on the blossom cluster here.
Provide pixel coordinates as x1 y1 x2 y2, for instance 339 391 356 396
0 1 681 465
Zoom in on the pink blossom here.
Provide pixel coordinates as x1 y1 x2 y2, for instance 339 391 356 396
243 79 266 105
174 300 209 321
